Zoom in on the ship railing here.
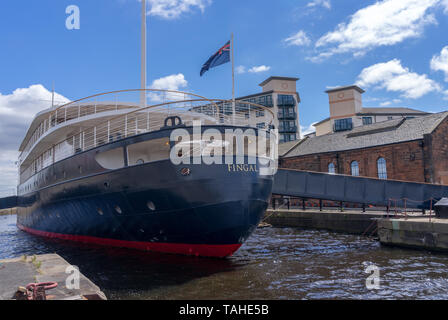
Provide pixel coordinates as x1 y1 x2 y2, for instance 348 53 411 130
19 89 214 166
19 91 275 184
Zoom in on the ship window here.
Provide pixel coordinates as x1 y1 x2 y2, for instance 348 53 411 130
95 147 125 170
127 138 170 166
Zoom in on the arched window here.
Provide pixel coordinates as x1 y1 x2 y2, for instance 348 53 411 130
328 163 335 174
377 157 387 179
351 161 359 176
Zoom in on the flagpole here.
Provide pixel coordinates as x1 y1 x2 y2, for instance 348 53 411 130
231 33 236 125
141 0 147 108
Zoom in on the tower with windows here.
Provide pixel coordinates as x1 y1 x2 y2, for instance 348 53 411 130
238 77 301 143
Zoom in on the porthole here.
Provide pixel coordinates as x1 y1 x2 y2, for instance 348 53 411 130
136 159 145 165
114 205 122 214
104 182 110 189
147 201 156 211
97 208 104 216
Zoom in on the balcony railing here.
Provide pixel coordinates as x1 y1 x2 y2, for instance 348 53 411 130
278 111 297 119
279 125 298 133
277 96 296 107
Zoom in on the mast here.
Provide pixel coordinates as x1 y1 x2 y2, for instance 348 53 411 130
231 33 235 124
51 82 55 108
140 0 147 108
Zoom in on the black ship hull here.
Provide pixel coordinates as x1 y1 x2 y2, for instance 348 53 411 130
17 126 274 257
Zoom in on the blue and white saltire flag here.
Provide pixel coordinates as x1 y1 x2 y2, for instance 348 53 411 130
200 41 231 77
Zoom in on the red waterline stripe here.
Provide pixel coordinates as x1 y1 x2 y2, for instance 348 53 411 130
17 224 241 258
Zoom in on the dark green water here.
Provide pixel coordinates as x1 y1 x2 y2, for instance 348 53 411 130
2 214 448 300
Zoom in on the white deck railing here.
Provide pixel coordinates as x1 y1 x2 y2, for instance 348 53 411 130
19 90 275 185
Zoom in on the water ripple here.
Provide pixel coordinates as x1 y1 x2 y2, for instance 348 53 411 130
2 215 448 299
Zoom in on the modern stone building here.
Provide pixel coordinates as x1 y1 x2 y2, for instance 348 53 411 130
238 76 301 143
313 85 429 136
279 112 448 185
192 76 301 143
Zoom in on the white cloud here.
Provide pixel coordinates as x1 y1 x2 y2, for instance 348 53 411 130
380 101 392 106
443 0 448 13
301 123 316 137
431 46 448 81
0 85 69 193
236 65 271 74
307 0 331 9
356 59 442 99
313 0 442 61
248 65 271 73
236 66 246 74
284 31 311 47
147 0 212 19
148 73 188 102
0 84 69 119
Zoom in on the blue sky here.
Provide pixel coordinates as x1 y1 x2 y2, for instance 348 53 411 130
0 0 448 192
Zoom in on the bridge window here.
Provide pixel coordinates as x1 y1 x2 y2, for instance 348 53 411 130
351 161 359 176
328 163 335 174
127 138 170 166
377 157 387 179
95 147 125 170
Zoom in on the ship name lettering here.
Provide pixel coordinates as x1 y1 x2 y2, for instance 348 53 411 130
227 164 258 173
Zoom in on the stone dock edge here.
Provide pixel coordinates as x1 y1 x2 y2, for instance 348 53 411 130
0 253 107 300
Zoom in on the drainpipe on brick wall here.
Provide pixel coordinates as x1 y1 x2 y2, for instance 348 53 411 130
336 153 341 174
421 135 433 183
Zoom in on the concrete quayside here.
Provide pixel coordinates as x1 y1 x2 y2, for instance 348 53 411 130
265 207 448 253
0 253 106 300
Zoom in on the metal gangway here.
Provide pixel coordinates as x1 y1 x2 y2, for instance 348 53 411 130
273 169 448 210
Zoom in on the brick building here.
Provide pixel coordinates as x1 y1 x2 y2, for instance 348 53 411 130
279 112 448 185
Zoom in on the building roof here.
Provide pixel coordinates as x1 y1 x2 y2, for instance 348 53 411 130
259 76 300 87
278 139 305 157
237 90 274 101
313 117 330 127
325 85 365 94
359 107 429 115
282 112 448 158
312 108 428 128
